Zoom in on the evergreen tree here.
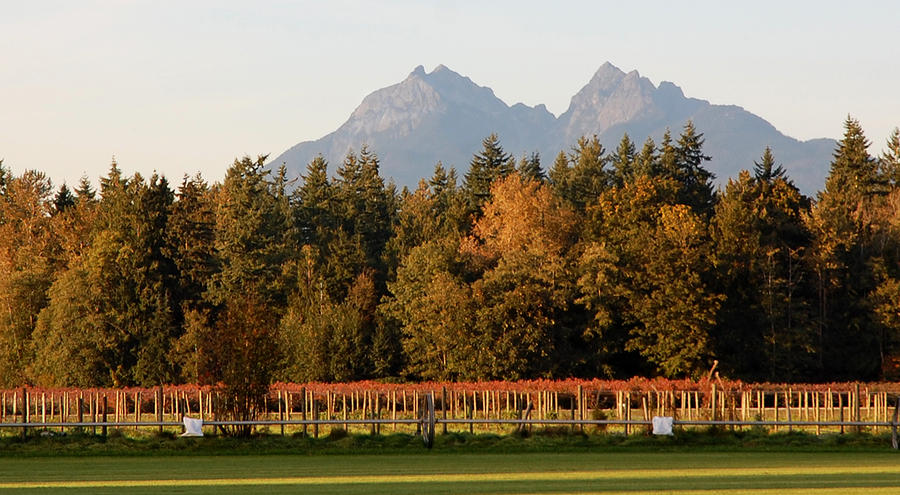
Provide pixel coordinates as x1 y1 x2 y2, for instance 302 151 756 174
569 135 610 209
279 246 376 382
0 159 9 197
674 121 716 215
880 127 900 187
658 129 678 179
53 183 76 214
329 147 394 296
383 173 465 276
34 168 180 386
74 175 96 204
295 155 334 249
806 117 886 379
548 150 572 199
166 177 214 295
384 238 477 380
611 134 636 187
578 176 721 377
52 176 99 266
208 155 290 309
550 136 610 210
753 147 788 183
429 162 451 194
634 137 660 178
824 116 887 202
516 151 545 181
712 160 814 381
462 133 514 207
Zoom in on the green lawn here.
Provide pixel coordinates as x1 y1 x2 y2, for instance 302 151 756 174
1 452 899 494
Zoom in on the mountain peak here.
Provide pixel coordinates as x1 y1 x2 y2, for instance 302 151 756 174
597 61 622 72
590 62 627 88
657 81 685 100
409 65 426 78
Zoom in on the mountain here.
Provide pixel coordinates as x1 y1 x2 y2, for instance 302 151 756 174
270 63 835 194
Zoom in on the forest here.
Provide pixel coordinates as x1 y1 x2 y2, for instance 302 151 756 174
1 117 899 390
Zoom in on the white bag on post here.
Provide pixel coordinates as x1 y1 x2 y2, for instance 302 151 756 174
181 416 204 437
652 416 674 435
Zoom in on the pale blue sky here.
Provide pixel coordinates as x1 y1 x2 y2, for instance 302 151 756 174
2 0 898 188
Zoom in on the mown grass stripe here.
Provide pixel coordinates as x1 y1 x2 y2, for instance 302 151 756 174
4 479 900 495
483 491 900 495
3 465 900 489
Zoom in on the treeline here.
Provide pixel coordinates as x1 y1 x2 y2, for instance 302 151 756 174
2 118 900 389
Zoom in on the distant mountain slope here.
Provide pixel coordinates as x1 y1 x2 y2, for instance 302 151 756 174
270 63 835 194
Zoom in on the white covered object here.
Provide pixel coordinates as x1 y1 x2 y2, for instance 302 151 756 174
652 416 674 435
181 416 204 437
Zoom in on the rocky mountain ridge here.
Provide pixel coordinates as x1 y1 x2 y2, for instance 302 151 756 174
271 63 834 194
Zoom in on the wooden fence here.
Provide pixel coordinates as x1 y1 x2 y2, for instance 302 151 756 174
2 380 898 436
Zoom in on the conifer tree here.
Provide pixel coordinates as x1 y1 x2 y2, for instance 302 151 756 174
208 155 290 309
713 154 814 381
516 151 545 181
880 127 900 187
578 175 720 377
165 175 215 308
429 162 451 194
807 117 886 379
52 184 75 214
463 133 514 207
74 175 96 204
611 134 636 187
674 121 715 215
0 159 8 197
753 147 788 183
825 116 886 202
548 150 572 198
633 137 659 178
551 135 610 210
295 155 333 249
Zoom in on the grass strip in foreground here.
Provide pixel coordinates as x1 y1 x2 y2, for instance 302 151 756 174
1 452 900 494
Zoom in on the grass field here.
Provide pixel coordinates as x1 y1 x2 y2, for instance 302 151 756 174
1 451 899 494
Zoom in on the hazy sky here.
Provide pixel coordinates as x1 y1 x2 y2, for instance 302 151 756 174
2 0 898 189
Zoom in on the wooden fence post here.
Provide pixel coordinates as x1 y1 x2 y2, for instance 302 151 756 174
91 392 98 435
77 395 84 427
278 390 284 436
342 393 348 431
839 392 845 435
21 388 29 438
786 389 792 432
313 395 319 439
102 395 108 437
156 387 163 434
441 387 447 435
301 387 307 436
577 385 584 433
891 395 899 450
855 383 862 434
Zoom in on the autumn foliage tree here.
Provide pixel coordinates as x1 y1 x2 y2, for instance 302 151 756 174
463 173 579 379
208 292 280 436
